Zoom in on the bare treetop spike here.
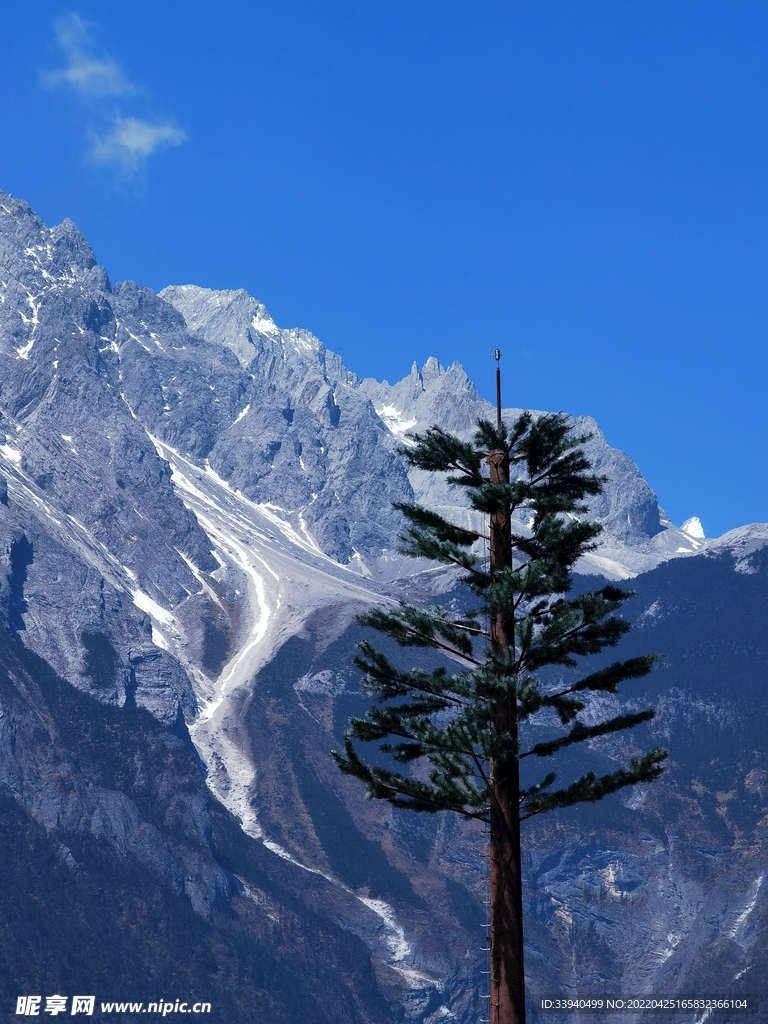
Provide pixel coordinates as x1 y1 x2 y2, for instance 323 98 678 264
494 349 502 430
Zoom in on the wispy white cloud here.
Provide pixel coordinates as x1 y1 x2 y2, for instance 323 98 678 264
91 115 188 171
42 13 188 175
42 14 134 99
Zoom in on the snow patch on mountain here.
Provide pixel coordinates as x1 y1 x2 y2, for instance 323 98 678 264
729 874 764 941
682 516 705 539
375 403 418 442
131 588 175 626
142 432 387 857
0 445 22 464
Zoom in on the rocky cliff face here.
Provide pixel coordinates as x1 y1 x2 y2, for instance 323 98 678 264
0 623 393 1024
0 187 766 1023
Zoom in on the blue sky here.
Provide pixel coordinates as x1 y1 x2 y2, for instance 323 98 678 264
1 2 767 538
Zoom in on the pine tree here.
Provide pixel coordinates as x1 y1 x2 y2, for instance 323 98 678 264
333 408 668 1023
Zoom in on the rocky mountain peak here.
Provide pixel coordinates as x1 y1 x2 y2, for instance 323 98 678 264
159 284 279 367
0 191 102 285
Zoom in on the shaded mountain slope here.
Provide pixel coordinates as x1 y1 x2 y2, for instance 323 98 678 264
0 621 392 1024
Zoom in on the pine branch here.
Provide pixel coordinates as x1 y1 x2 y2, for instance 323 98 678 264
519 710 656 759
394 502 488 545
332 739 489 817
353 643 473 705
400 426 484 484
396 526 491 584
546 656 660 701
357 604 483 665
519 749 668 819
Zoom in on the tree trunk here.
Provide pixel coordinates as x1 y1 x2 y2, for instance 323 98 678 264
490 762 526 1024
487 448 526 1024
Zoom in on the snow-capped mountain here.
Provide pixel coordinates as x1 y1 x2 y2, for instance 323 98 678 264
1 188 767 1022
